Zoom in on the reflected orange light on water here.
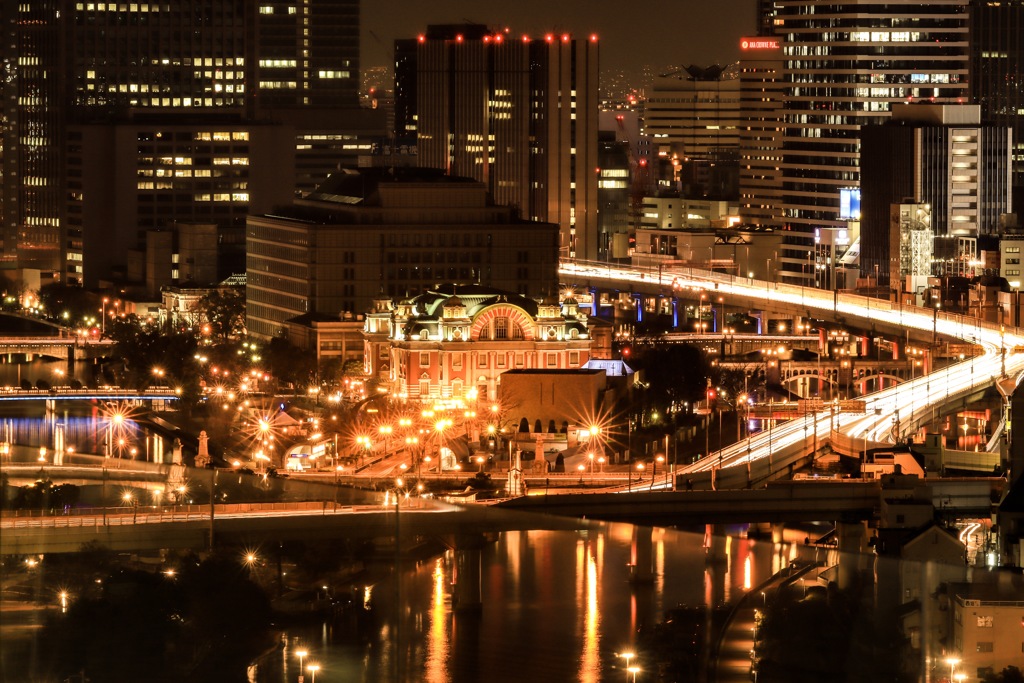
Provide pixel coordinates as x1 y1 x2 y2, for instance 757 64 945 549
579 546 600 683
424 558 449 683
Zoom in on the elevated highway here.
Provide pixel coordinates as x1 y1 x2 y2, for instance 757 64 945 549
561 260 1023 489
498 477 1003 527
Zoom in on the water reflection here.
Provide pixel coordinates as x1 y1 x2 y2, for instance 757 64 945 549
0 414 170 463
424 558 448 683
255 524 799 683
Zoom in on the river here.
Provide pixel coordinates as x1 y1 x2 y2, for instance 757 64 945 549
251 524 807 683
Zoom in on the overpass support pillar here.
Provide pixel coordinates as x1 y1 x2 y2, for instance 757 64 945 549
836 520 870 590
451 534 486 612
629 526 654 583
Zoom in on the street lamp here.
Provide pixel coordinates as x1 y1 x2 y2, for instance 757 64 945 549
307 664 320 683
652 454 664 488
296 649 308 682
122 491 137 523
628 666 641 683
945 656 960 683
619 652 635 680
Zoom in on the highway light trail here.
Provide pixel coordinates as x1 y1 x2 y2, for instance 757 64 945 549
560 260 1024 480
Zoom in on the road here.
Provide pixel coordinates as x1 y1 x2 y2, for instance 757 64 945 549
561 260 1022 484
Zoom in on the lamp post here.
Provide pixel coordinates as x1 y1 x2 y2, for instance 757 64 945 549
620 652 635 681
307 664 320 683
945 656 960 683
122 491 137 523
296 649 308 683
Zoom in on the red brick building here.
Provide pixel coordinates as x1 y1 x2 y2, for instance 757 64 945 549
363 285 594 402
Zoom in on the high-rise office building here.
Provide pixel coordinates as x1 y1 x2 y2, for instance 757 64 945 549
861 104 1013 286
738 37 786 227
644 66 741 199
1 1 64 271
1 0 364 283
970 0 1024 208
756 0 781 36
763 1 970 285
394 25 600 260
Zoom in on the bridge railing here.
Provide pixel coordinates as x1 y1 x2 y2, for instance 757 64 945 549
562 258 1022 341
0 498 436 528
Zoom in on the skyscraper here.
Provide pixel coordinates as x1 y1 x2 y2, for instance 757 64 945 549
1 1 64 271
394 25 600 261
644 66 741 199
1 0 364 283
970 0 1024 208
763 1 970 284
738 37 786 227
860 104 1013 285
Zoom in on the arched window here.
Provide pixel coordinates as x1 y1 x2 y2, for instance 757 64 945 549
494 317 509 339
512 324 524 339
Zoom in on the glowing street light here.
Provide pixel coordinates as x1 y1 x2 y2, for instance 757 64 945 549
946 656 961 683
620 652 636 680
296 649 308 682
307 664 320 683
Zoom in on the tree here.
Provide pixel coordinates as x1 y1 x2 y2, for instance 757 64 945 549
265 337 317 390
633 343 711 418
190 288 246 342
983 667 1024 683
35 282 101 326
106 315 200 393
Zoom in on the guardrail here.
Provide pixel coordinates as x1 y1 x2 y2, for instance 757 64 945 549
0 499 433 528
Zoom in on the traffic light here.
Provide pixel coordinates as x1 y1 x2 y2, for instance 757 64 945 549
706 388 717 404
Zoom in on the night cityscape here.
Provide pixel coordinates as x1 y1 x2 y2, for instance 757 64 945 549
2 1 1024 682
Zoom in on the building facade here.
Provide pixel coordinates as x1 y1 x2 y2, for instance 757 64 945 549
763 1 971 285
738 37 786 227
68 121 295 287
245 167 560 340
362 286 593 403
394 25 599 260
860 104 1012 286
644 66 741 199
949 575 1024 680
970 0 1024 208
1 0 364 282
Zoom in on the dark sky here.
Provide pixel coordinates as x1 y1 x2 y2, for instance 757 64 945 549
361 0 756 76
